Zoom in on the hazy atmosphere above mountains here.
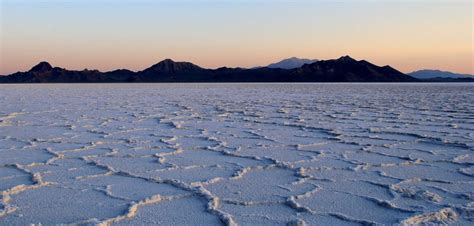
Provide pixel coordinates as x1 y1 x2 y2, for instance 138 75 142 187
0 0 473 75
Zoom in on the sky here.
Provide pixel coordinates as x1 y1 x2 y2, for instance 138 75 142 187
0 0 473 75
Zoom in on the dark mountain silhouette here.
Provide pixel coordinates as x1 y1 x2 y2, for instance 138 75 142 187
290 56 414 82
141 59 204 75
266 57 318 69
409 69 474 79
1 62 107 83
30 61 53 73
0 56 418 83
138 59 208 82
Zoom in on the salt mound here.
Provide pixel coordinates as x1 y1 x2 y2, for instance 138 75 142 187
402 208 458 225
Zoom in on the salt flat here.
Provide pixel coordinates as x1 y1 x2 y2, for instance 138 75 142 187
0 83 473 225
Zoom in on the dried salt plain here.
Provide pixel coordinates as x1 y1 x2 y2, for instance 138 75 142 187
0 83 473 225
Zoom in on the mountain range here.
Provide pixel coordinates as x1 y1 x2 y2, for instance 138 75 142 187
0 56 417 83
0 56 470 83
409 69 474 79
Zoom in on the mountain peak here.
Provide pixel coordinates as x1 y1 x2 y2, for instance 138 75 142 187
143 59 203 74
30 61 53 72
160 59 175 64
148 59 178 68
337 55 356 62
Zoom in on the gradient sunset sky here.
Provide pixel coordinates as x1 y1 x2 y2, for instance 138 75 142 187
1 0 473 75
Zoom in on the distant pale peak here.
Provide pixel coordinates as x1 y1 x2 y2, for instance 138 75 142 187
267 57 318 69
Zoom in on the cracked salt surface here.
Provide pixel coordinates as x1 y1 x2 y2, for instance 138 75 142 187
0 83 473 225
